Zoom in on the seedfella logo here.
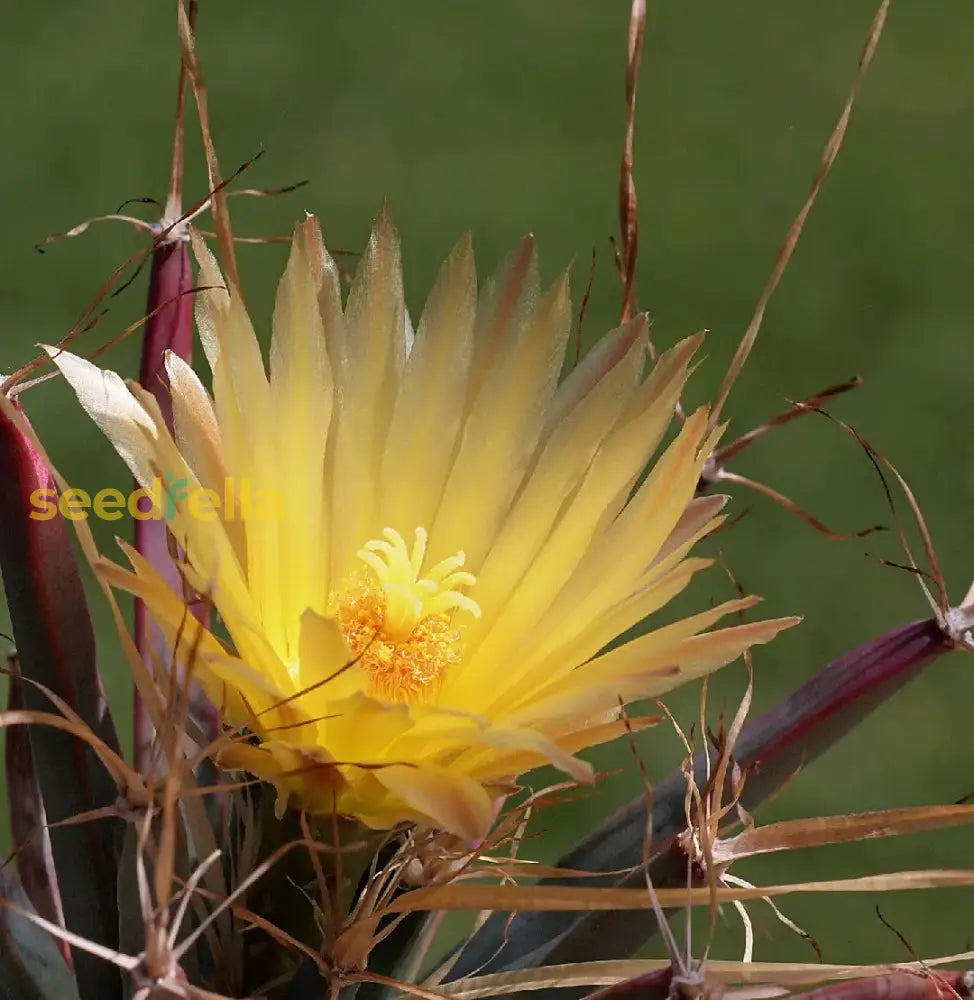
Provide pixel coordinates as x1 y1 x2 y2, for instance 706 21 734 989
29 475 283 522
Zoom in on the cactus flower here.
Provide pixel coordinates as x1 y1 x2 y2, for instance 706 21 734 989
47 211 796 838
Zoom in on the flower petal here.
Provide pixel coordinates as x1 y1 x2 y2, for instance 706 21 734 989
328 207 405 579
380 234 476 536
376 763 495 840
460 315 648 653
430 265 571 569
270 217 335 648
43 347 157 486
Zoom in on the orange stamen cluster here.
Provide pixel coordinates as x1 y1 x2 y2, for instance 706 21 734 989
331 527 480 702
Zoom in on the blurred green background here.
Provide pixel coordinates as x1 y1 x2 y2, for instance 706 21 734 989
3 0 974 970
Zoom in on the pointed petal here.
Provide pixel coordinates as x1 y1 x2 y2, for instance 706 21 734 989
380 233 476 535
542 407 718 643
165 352 226 498
541 314 648 441
513 609 800 725
270 217 335 650
165 352 246 568
455 724 594 785
517 512 727 688
458 315 647 658
295 608 363 713
553 715 660 757
43 347 157 486
98 544 293 725
328 207 405 578
324 691 413 757
535 556 716 681
452 406 713 713
431 270 572 569
467 235 538 401
191 233 284 649
376 763 495 840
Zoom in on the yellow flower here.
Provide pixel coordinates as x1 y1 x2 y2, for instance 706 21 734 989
49 211 796 838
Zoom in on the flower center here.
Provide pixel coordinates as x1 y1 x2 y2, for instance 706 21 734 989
332 527 481 702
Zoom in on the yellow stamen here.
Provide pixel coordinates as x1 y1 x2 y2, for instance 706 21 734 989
332 527 481 702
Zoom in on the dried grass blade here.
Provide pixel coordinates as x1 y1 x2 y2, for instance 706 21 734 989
176 0 239 290
719 803 974 862
710 0 889 429
618 0 646 322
